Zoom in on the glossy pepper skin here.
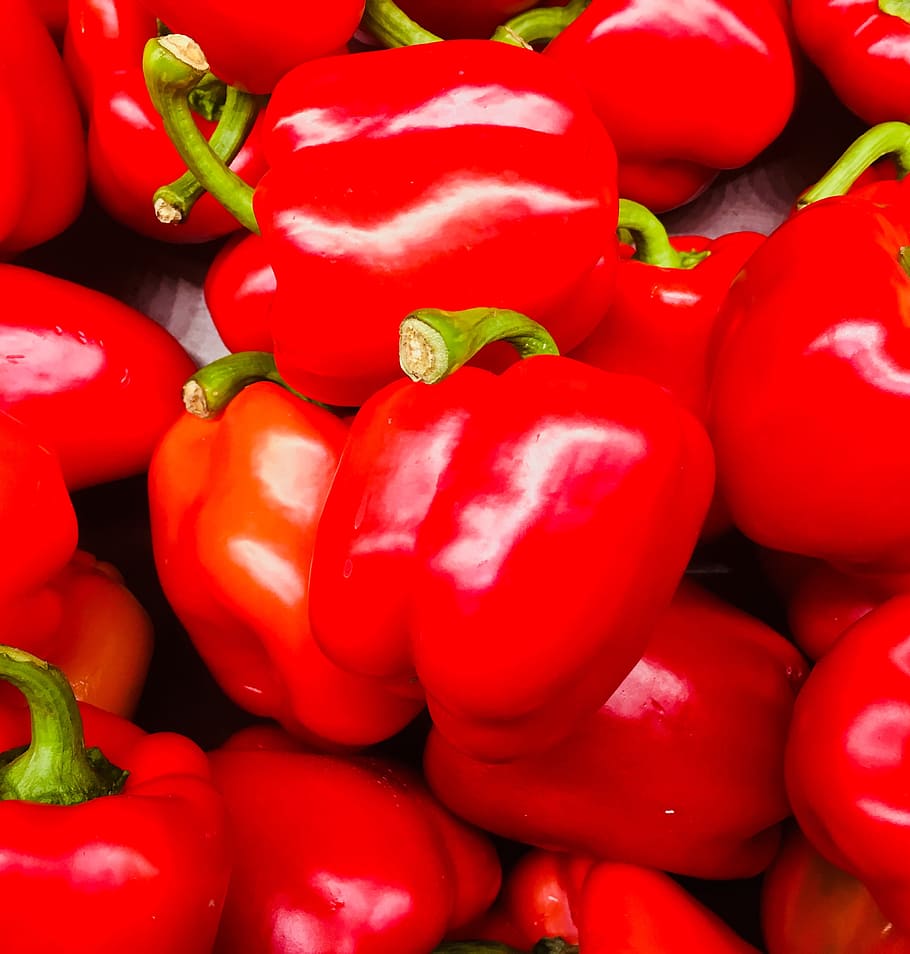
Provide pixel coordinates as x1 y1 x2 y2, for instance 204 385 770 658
785 595 910 937
762 823 910 954
0 264 197 490
708 177 910 572
447 849 759 953
310 353 714 762
148 380 425 748
792 0 910 126
208 728 501 953
64 0 267 243
137 0 363 93
203 232 276 353
541 0 797 211
424 581 806 878
148 38 620 406
0 649 230 954
29 0 68 37
1 0 85 256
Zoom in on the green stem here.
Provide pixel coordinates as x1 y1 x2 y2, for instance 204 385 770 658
798 121 910 208
155 84 263 225
0 646 128 805
360 0 442 47
617 198 709 269
183 351 329 418
880 0 910 21
142 35 259 234
491 0 592 46
399 307 559 384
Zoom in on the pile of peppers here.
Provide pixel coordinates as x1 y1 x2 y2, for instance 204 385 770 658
6 0 910 950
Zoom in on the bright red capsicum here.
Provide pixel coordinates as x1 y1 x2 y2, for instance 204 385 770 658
207 726 501 953
0 263 197 490
0 645 230 953
144 34 620 406
791 0 910 126
29 0 68 38
443 849 760 953
708 122 910 572
423 580 806 878
1 0 85 256
785 594 910 937
136 0 364 93
148 369 425 748
762 823 910 954
306 307 713 761
394 0 543 38
64 0 267 243
203 232 276 353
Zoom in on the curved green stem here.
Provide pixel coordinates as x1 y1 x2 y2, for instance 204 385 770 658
183 351 332 418
491 0 592 46
0 646 128 805
617 198 709 269
399 307 559 384
361 0 442 46
798 121 910 208
143 35 259 233
155 84 263 225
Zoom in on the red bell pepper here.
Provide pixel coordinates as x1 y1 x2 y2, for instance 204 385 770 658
144 34 620 406
442 849 760 953
148 369 425 748
791 0 910 126
136 0 363 93
0 645 230 954
762 823 910 954
394 0 542 38
203 232 276 353
29 0 68 38
207 728 501 953
708 122 910 572
785 593 910 937
304 307 714 761
64 0 267 243
1 0 85 256
0 263 197 490
423 580 806 879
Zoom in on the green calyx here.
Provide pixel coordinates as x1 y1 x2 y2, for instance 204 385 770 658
491 0 592 47
360 0 442 46
798 121 910 208
617 198 709 269
880 0 910 22
0 646 127 806
399 307 559 384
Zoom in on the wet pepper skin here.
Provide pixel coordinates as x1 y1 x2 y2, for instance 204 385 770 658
542 0 797 211
424 581 807 878
708 182 910 572
256 40 620 406
310 358 714 762
149 383 425 749
208 730 501 954
786 595 910 938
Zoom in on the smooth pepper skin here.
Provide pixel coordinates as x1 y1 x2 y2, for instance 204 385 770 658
137 0 364 93
208 735 502 953
423 580 807 878
0 264 197 490
309 358 714 762
762 823 910 954
708 182 910 572
449 849 759 953
256 41 619 406
64 0 268 243
792 0 910 125
0 699 230 954
1 0 86 256
203 232 276 353
785 594 910 937
542 0 797 211
148 382 425 749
